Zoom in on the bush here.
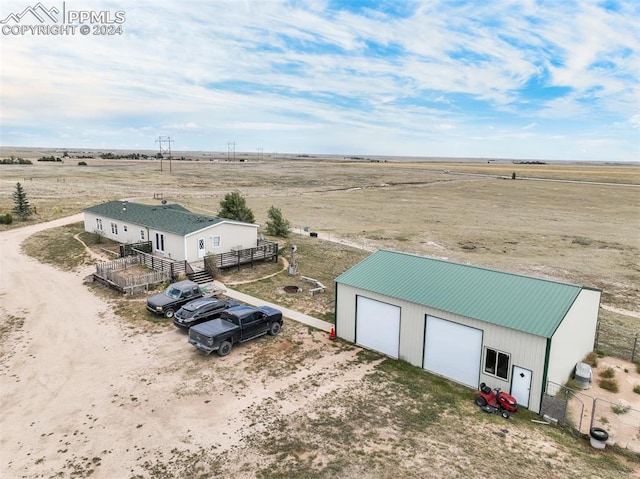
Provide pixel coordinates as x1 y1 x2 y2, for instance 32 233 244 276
634 384 640 395
564 378 580 391
599 367 616 379
0 213 13 224
635 361 640 375
599 378 619 393
583 351 598 367
78 161 88 166
611 403 631 415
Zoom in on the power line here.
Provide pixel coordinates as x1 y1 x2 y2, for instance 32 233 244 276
227 141 235 161
155 136 174 172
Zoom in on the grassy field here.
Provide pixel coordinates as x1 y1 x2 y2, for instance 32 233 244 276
6 152 640 478
2 152 638 350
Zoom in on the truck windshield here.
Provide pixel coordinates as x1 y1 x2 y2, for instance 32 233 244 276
166 287 181 299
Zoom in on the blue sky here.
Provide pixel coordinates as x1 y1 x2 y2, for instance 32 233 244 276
0 0 638 161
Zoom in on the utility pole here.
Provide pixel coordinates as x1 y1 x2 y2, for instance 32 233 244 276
257 147 263 160
227 141 236 161
155 136 174 172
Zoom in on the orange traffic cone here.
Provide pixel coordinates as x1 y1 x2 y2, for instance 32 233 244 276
329 326 336 340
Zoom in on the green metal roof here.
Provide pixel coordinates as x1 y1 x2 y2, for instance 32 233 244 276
84 201 227 236
335 250 585 338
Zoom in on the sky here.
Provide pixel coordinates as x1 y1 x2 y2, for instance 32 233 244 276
0 0 638 162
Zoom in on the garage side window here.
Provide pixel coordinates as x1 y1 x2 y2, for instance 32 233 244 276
484 348 510 380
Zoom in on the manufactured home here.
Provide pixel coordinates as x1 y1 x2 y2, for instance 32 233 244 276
83 201 259 263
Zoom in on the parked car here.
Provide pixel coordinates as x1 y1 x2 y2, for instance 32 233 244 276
173 297 240 329
188 305 283 356
146 280 203 318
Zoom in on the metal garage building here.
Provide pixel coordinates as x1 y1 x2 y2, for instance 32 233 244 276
334 250 601 413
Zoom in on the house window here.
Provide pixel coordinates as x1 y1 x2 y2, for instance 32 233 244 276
212 236 221 248
140 230 145 241
155 232 165 252
96 218 103 230
123 225 128 232
484 348 510 380
111 222 118 235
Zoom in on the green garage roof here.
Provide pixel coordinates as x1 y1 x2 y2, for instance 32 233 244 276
84 201 227 236
335 250 586 338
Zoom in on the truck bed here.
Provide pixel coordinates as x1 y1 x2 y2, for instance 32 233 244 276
190 318 239 337
189 318 239 353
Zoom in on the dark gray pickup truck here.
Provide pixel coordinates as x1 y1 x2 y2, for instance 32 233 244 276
146 280 203 318
188 305 283 356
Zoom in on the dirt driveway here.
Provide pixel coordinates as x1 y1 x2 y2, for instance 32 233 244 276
0 216 380 478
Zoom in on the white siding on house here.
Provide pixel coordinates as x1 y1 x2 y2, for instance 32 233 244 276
83 212 142 244
150 230 183 260
184 222 258 262
547 288 601 388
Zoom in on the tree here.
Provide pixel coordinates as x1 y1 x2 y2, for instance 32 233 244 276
265 205 291 237
218 191 255 223
12 182 32 220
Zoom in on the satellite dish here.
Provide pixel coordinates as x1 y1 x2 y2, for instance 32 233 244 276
161 199 167 205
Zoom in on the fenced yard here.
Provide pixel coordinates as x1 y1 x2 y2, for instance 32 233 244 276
94 255 170 294
542 378 640 454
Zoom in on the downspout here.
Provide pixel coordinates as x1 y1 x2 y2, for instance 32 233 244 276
540 337 552 412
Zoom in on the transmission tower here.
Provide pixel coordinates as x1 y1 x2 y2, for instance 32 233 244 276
155 136 174 171
227 141 236 161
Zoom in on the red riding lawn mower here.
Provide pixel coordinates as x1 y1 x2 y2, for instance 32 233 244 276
475 383 518 419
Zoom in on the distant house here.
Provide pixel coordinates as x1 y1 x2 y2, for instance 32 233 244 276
83 201 259 263
335 250 602 413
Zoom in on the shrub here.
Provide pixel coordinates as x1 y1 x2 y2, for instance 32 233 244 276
599 367 616 379
611 403 631 415
78 161 88 166
564 378 580 391
0 213 13 224
583 351 598 367
599 378 619 393
634 384 640 395
635 361 640 375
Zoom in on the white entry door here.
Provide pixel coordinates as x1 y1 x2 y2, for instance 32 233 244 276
511 366 532 408
197 237 206 259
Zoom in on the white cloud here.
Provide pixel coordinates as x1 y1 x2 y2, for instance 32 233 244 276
0 0 637 161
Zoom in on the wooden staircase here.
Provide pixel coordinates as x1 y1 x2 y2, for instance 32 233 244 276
187 269 214 285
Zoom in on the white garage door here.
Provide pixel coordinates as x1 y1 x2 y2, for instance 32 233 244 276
356 296 400 359
423 315 482 388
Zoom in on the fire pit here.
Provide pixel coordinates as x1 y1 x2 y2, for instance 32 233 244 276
284 285 301 293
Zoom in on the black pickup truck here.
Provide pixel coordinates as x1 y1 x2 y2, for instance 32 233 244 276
188 305 283 356
146 280 203 318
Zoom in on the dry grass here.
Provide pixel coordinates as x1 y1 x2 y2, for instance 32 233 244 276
4 152 638 339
